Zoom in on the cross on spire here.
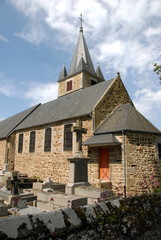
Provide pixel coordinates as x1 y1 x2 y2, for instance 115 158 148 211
79 14 84 27
79 14 84 32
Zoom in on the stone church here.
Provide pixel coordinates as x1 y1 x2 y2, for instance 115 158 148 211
0 25 161 196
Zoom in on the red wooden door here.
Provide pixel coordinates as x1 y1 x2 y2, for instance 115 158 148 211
100 148 110 180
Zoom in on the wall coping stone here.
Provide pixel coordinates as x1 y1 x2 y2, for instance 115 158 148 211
0 194 161 239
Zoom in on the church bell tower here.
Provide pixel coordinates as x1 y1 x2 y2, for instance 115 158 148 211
57 20 105 97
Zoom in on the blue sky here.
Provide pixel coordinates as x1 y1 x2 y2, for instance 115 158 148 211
0 0 161 130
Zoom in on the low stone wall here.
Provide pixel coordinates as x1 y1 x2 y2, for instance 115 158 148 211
0 194 161 239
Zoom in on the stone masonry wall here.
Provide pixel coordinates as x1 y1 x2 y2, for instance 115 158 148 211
87 142 124 190
109 145 124 194
1 194 161 239
58 71 104 97
8 134 16 170
0 139 6 169
82 71 104 88
58 73 82 97
94 76 132 129
125 132 161 196
14 118 93 183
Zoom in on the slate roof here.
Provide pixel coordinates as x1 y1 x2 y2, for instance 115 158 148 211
58 65 67 80
68 27 96 76
14 79 115 131
84 134 121 146
0 104 40 139
95 103 161 134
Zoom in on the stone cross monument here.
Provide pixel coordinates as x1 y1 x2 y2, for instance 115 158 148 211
72 119 87 157
66 119 90 194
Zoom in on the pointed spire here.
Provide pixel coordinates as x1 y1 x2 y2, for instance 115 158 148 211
76 57 88 72
96 64 105 80
68 25 96 76
58 65 67 81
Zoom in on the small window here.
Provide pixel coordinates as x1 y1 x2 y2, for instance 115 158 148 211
158 143 161 159
91 79 97 85
44 128 52 152
18 133 23 153
67 80 72 91
64 124 73 151
29 131 36 153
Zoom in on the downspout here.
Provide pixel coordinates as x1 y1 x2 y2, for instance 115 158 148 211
122 131 127 199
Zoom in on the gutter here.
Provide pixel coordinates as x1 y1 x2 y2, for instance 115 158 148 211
122 130 127 199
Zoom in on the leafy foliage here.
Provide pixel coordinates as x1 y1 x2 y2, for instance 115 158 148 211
154 62 161 83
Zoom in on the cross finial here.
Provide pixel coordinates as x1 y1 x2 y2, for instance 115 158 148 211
79 14 84 32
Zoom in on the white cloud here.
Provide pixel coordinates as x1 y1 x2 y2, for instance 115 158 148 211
144 27 161 38
6 0 161 130
0 35 10 44
24 82 58 105
0 73 16 96
14 20 48 45
8 0 161 76
133 87 161 123
0 72 57 105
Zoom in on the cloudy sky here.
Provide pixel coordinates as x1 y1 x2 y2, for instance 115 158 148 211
0 0 161 129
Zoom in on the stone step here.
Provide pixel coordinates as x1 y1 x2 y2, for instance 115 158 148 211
90 181 112 189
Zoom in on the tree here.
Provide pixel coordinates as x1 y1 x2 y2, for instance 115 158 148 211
154 62 161 84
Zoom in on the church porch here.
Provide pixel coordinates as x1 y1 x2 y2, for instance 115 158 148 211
84 134 124 195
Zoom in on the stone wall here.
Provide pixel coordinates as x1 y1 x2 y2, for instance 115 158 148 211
87 142 124 190
109 145 124 194
14 118 93 183
8 134 16 170
82 71 104 88
94 75 132 129
0 139 6 169
1 194 161 239
58 71 104 97
58 73 82 97
125 132 161 196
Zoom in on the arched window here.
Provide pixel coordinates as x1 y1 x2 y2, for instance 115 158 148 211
64 124 73 151
18 133 23 153
29 131 36 153
158 143 161 159
44 128 52 152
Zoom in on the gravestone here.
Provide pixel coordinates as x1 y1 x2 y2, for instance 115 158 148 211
72 119 87 157
66 119 90 194
0 164 9 175
33 177 65 192
0 164 10 186
11 175 20 196
36 191 87 211
0 172 37 207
